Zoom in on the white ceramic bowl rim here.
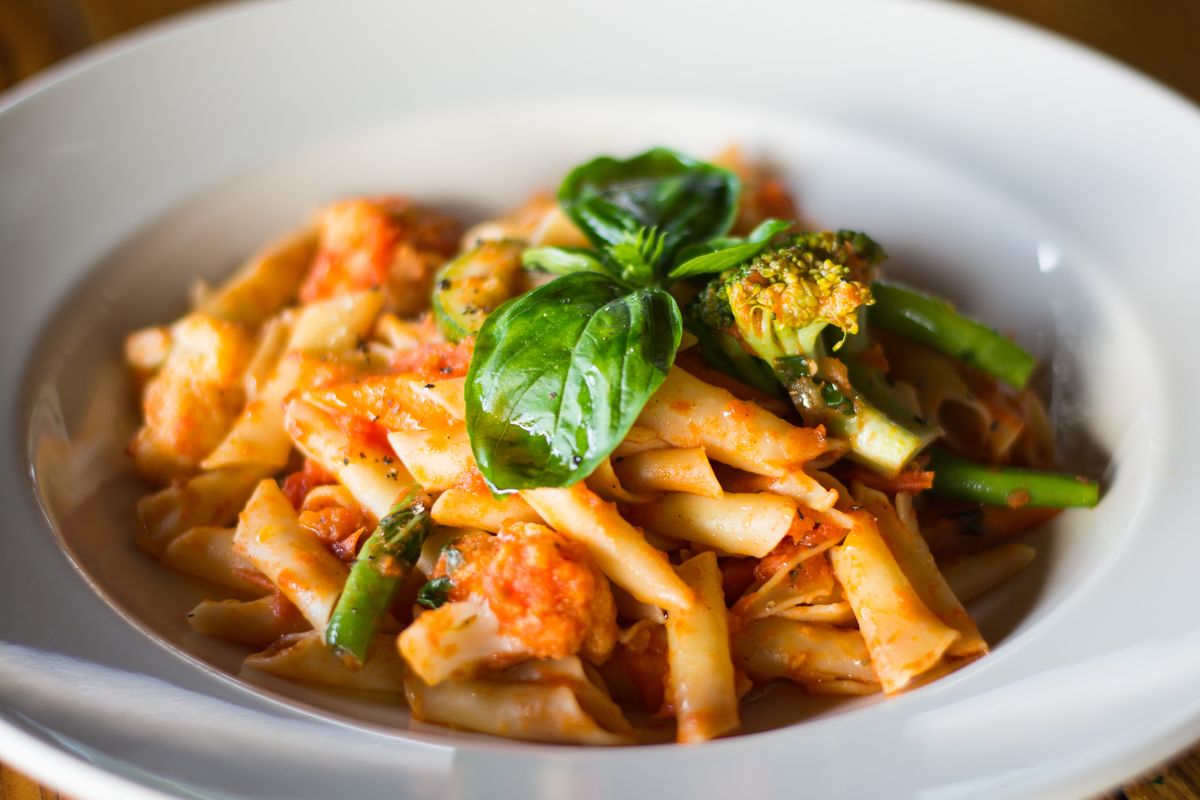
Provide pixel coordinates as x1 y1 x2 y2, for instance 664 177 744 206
3 1 1200 798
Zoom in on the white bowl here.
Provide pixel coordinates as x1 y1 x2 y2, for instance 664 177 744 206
2 1 1199 798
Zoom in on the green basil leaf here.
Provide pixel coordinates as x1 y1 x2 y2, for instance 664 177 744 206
558 148 739 267
466 272 682 491
667 218 792 280
521 246 613 277
607 227 666 286
746 218 796 243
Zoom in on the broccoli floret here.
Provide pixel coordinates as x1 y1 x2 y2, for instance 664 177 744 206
791 229 887 272
716 230 934 476
691 275 736 332
724 232 877 361
684 277 781 398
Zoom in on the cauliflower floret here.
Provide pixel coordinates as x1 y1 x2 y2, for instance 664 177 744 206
432 522 618 663
129 313 253 482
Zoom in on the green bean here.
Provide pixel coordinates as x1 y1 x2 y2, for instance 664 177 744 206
928 447 1099 508
869 282 1036 389
324 485 431 670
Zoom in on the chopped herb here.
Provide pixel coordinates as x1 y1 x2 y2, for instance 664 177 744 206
417 577 454 609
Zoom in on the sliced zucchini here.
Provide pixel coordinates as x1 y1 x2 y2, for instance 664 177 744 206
432 239 525 342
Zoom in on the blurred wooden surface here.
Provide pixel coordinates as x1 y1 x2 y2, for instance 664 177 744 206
0 0 1198 798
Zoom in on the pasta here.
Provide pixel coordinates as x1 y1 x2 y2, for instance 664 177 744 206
126 147 1097 745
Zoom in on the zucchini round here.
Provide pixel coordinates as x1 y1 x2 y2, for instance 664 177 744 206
432 239 525 342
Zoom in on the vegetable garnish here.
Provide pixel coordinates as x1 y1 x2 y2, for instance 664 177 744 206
468 148 742 492
416 576 453 609
870 281 1036 390
692 230 936 475
928 447 1100 508
466 147 1094 506
324 485 432 670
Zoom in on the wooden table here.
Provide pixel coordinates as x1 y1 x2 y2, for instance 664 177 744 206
1 0 1198 797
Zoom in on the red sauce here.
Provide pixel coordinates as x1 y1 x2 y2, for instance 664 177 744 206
331 409 394 455
391 338 474 381
281 459 335 510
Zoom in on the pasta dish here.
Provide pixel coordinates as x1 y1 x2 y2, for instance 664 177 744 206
125 147 1099 744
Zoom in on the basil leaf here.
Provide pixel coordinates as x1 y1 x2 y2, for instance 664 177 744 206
607 227 666 286
558 148 739 267
668 218 792 280
467 272 682 491
747 217 796 242
522 246 612 278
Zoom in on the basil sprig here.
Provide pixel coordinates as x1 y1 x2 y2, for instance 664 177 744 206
668 218 793 280
467 148 776 492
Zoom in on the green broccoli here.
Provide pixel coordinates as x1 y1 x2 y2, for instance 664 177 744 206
686 277 782 397
719 230 936 475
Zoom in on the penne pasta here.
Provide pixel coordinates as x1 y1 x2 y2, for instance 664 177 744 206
287 290 386 353
233 480 350 631
430 488 542 532
284 398 410 520
854 483 987 658
625 492 797 558
637 367 825 477
161 525 270 596
405 658 635 745
830 513 960 693
940 542 1036 604
522 484 694 613
246 631 406 692
804 679 882 696
665 552 739 743
303 373 459 433
766 467 840 512
585 457 654 503
732 539 841 621
774 601 857 626
421 378 467 422
612 447 723 498
460 191 589 250
503 659 635 739
611 585 667 625
733 617 879 686
136 465 270 555
387 423 476 492
201 229 318 325
612 425 670 458
203 291 383 470
202 354 325 470
241 314 292 401
186 593 310 647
